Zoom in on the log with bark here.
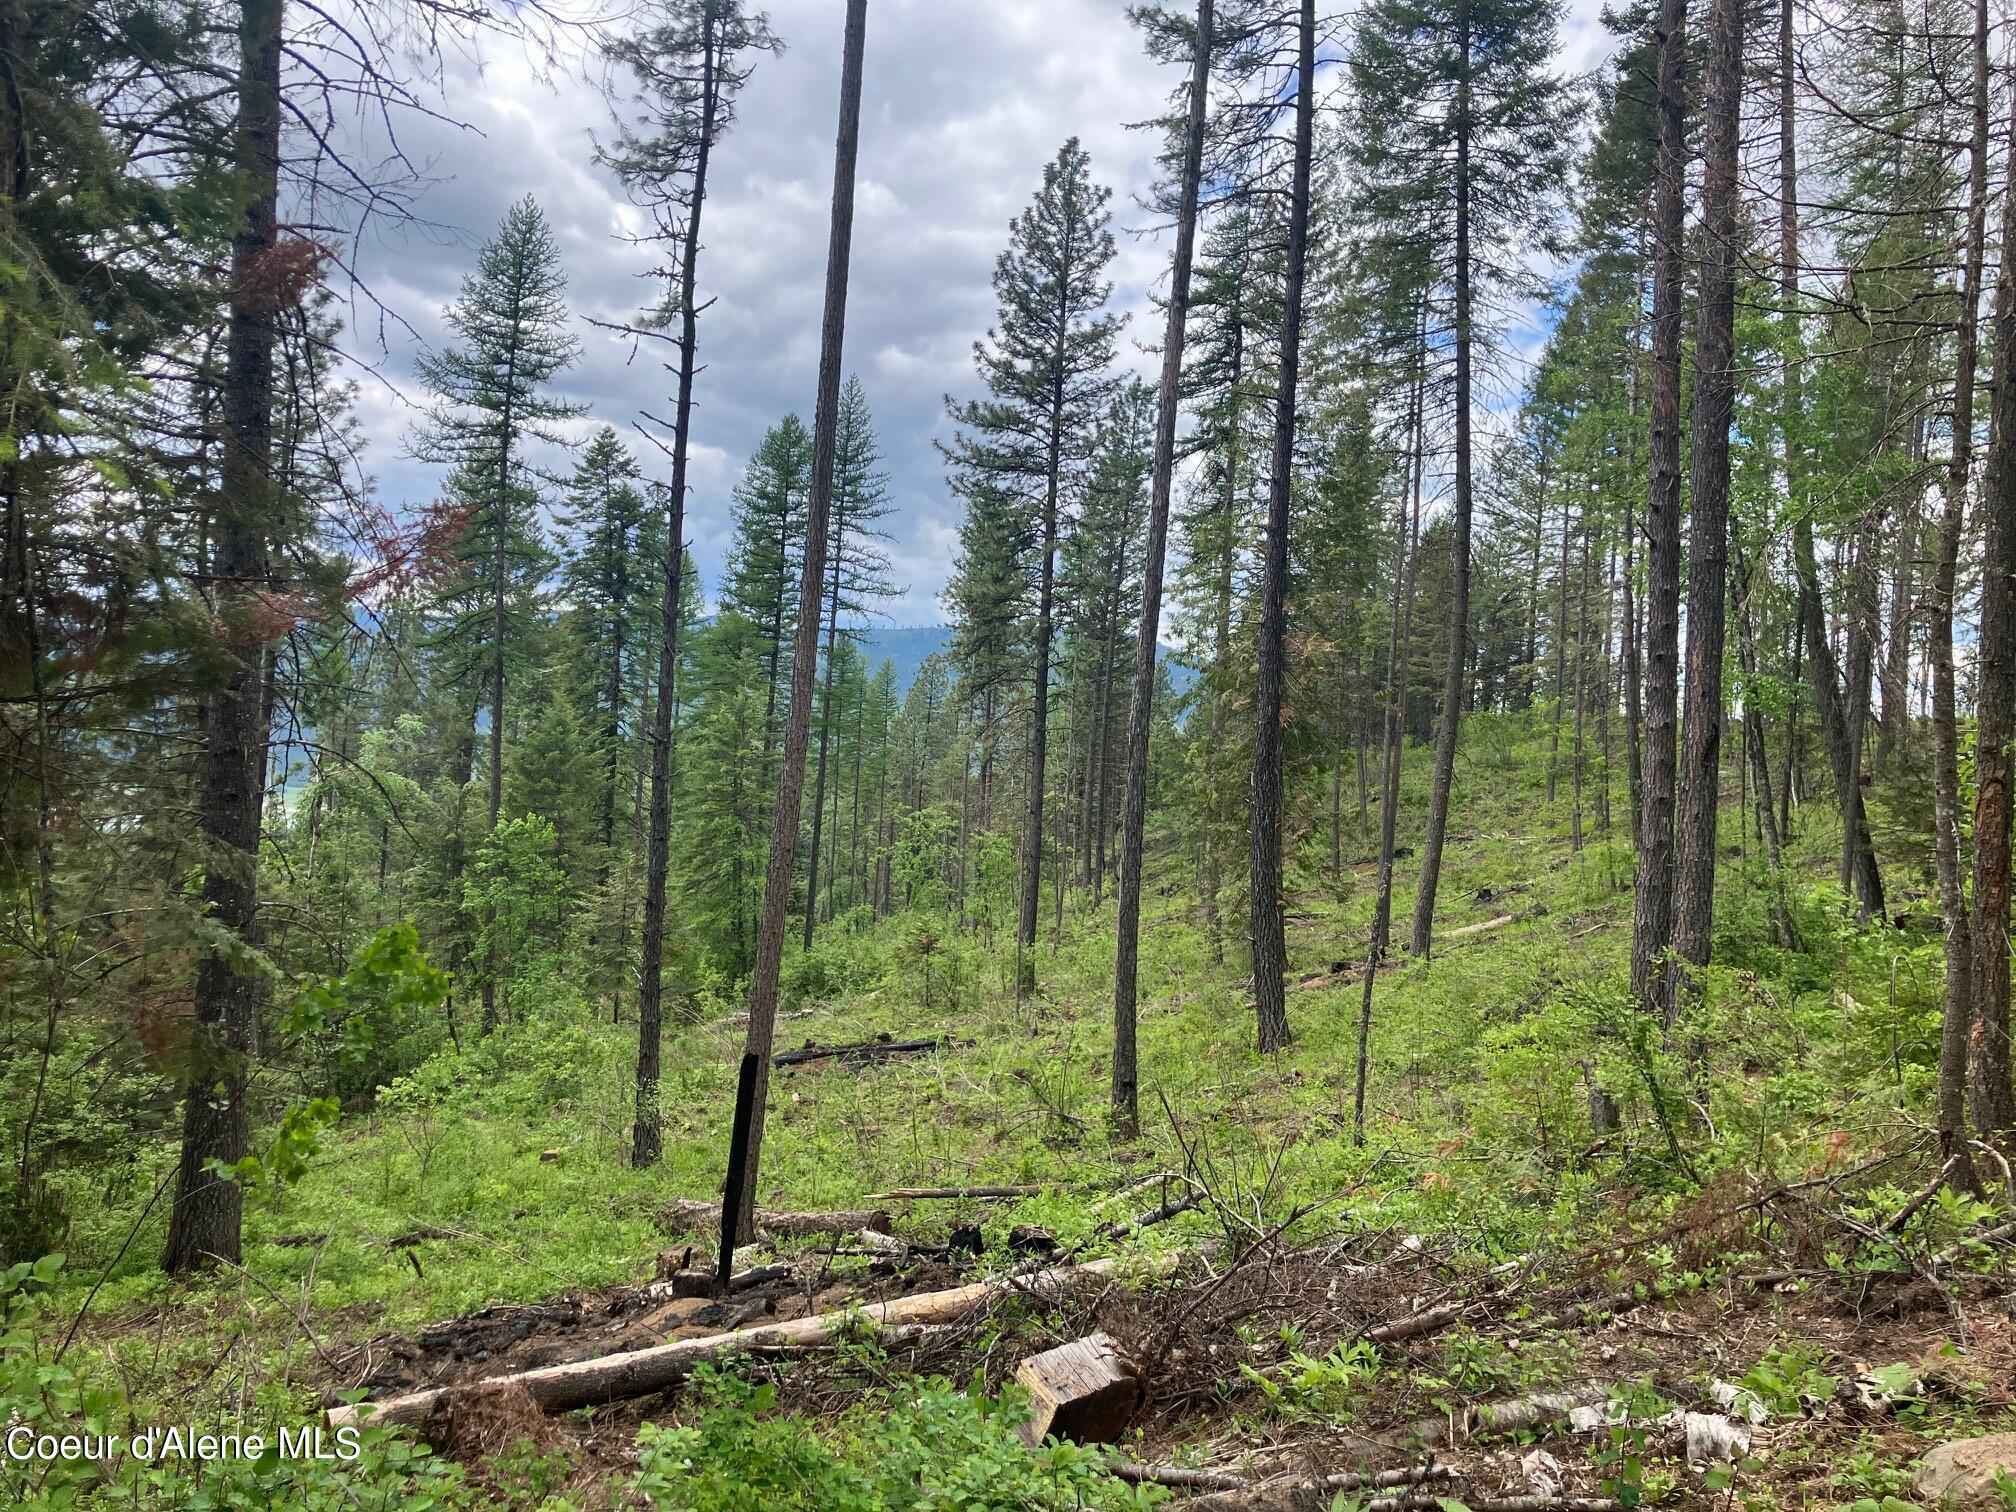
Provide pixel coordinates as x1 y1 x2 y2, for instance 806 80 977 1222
656 1198 893 1238
1401 1382 1616 1448
327 1253 1165 1429
773 1036 940 1067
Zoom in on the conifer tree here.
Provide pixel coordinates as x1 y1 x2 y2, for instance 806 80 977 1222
558 427 663 869
600 0 779 1167
1348 0 1577 958
724 414 814 766
804 376 895 947
412 196 582 1032
942 137 1120 986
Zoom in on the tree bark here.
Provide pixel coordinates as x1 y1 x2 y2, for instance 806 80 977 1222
1668 0 1740 1018
1250 0 1315 1050
1933 0 1988 1168
733 0 867 1227
633 13 720 1170
1970 45 2016 1139
1408 0 1474 957
1630 0 1685 1011
1112 0 1211 1137
1356 348 1425 1145
162 0 283 1275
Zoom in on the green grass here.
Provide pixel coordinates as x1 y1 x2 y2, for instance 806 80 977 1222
11 718 1982 1508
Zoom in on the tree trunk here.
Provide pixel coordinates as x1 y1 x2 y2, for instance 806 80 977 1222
733 0 867 1228
1249 0 1315 1051
1970 51 2016 1139
162 0 283 1275
1668 0 1740 1018
1630 0 1685 1011
1933 0 1988 1168
1356 348 1425 1145
1112 0 1210 1136
633 14 720 1170
1408 0 1473 958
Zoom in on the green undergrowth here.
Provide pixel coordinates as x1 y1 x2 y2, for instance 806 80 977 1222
12 722 1981 1507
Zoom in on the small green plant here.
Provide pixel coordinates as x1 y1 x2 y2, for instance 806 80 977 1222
1832 1445 1913 1498
1239 1339 1382 1422
1739 1342 1837 1416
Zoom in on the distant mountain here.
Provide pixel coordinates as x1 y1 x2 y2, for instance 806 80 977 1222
853 625 1196 698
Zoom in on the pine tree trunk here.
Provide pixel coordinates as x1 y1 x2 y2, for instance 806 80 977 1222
1409 0 1474 958
1546 484 1568 804
1631 0 1685 1011
1669 0 1741 1018
162 0 282 1275
1355 352 1425 1145
1970 55 2016 1138
734 0 867 1228
633 14 719 1170
1933 0 1987 1167
1250 0 1315 1052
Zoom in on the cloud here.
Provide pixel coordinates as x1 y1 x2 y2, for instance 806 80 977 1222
326 0 1618 628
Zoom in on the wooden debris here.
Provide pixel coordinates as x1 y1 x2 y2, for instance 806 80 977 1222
656 1198 892 1239
1101 1189 1200 1240
1170 1463 1454 1511
773 1035 939 1067
1437 902 1549 942
1013 1332 1142 1445
863 1184 1042 1201
328 1252 1167 1429
663 1263 790 1298
1361 1300 1463 1344
1402 1381 1616 1448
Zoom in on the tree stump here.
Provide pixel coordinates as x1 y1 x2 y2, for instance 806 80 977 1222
1013 1332 1142 1446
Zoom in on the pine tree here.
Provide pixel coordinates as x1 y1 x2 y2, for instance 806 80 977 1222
600 0 780 1167
942 137 1121 986
804 376 895 948
557 427 663 870
1348 0 1578 958
411 195 582 1032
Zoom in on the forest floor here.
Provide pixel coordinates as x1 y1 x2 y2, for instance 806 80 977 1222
13 723 2016 1508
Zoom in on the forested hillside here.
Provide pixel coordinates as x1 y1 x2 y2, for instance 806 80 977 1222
4 0 2015 1507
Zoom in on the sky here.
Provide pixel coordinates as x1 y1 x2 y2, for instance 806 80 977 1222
337 0 1622 625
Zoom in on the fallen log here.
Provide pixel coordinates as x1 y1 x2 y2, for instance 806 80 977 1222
1176 1464 1456 1510
1108 1460 1449 1497
328 1253 1164 1430
1401 1382 1616 1448
1437 903 1549 943
863 1184 1042 1201
1015 1332 1142 1445
1361 1300 1463 1345
656 1198 892 1239
774 1036 939 1067
1101 1190 1201 1241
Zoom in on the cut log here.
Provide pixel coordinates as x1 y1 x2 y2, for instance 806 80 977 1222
664 1263 790 1298
863 1184 1041 1201
1361 1301 1463 1344
1401 1382 1616 1448
1437 903 1549 943
656 1198 892 1239
1101 1190 1200 1240
1014 1332 1142 1445
1166 1464 1454 1510
774 1036 939 1067
328 1252 1166 1429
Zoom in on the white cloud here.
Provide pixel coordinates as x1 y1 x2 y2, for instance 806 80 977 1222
324 0 1618 619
